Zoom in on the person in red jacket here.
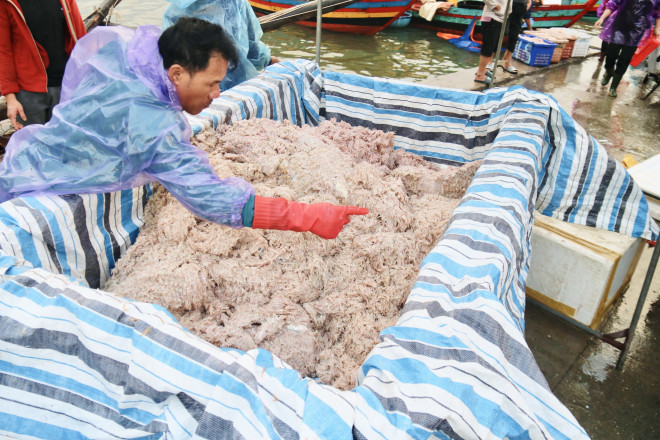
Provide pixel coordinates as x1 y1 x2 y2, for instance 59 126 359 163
0 0 86 130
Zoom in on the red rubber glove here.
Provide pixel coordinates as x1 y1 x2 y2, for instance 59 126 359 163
252 196 369 239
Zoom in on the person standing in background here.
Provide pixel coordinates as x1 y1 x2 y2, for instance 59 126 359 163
162 0 279 92
524 0 534 31
497 0 532 74
475 0 507 84
596 0 609 62
0 0 86 130
595 0 660 97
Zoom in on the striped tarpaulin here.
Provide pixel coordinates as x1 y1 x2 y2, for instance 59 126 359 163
0 60 657 439
0 186 150 289
320 71 658 243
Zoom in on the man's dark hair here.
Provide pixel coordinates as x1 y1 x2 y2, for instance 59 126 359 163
158 17 238 74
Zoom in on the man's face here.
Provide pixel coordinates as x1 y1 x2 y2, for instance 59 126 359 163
169 54 228 115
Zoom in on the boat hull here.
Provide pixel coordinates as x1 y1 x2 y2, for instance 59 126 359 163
411 1 598 37
250 0 416 35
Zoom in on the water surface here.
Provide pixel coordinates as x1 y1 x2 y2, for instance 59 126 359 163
76 0 480 80
76 0 601 82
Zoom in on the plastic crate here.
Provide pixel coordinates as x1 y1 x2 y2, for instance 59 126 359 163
561 39 574 59
514 35 557 67
630 34 660 67
572 36 591 57
566 30 592 57
546 27 578 59
523 30 568 62
551 43 564 63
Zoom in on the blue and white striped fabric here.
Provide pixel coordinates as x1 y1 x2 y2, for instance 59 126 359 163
320 71 658 242
0 60 657 439
0 186 150 289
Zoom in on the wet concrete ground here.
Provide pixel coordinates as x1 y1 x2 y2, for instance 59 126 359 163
434 47 660 439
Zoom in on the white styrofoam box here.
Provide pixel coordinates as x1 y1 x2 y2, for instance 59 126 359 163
627 154 660 221
527 213 645 329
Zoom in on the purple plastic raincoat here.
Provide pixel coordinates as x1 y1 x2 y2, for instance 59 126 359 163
599 0 660 46
0 25 255 227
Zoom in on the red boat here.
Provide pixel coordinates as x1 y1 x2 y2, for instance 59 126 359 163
410 0 600 37
250 0 417 35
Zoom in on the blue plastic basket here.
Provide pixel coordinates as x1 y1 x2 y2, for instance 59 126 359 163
513 35 557 67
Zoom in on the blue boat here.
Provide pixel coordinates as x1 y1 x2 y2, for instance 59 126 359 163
410 0 600 37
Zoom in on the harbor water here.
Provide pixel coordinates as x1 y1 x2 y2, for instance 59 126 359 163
76 0 506 80
76 1 601 82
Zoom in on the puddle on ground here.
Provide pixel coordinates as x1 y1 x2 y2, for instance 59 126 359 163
580 347 618 382
509 57 660 163
576 248 659 382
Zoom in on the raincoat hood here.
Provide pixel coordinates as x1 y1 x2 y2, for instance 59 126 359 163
61 25 180 109
127 26 181 109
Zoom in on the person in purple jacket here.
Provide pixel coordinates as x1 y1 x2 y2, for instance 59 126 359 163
595 0 660 97
596 0 610 62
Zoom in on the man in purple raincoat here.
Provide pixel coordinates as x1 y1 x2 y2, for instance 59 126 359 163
595 0 660 96
0 17 368 239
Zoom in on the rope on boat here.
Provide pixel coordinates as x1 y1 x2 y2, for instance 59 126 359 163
84 0 124 31
101 0 123 25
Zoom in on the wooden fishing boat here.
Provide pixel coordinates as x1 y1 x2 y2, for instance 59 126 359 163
249 0 418 35
410 0 599 37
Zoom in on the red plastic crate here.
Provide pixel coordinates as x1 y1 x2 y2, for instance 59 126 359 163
562 40 575 59
631 34 660 67
550 43 564 63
